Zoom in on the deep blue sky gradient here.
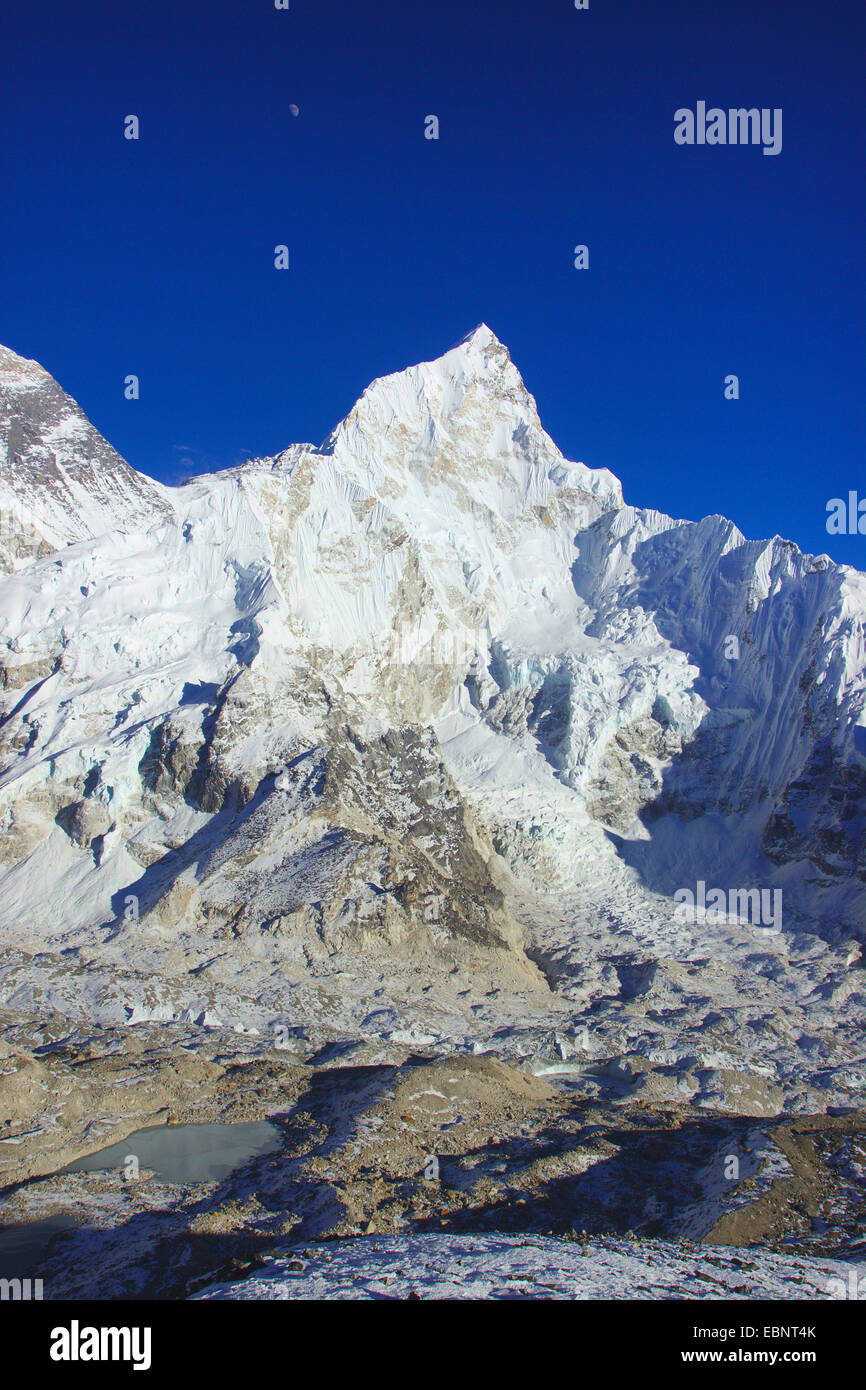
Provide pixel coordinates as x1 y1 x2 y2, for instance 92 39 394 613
0 0 863 565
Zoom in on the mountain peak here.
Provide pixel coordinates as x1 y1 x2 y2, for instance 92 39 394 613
0 342 171 551
0 342 52 392
319 326 543 475
456 323 503 350
313 327 623 515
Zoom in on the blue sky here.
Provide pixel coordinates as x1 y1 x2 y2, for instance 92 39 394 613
0 0 863 565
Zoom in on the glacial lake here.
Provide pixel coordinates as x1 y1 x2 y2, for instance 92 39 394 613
0 1119 284 1280
63 1118 284 1184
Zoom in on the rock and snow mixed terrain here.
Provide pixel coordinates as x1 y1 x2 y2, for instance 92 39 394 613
0 325 863 1298
192 1232 855 1302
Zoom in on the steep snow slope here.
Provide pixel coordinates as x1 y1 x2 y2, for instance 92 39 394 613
0 326 863 1110
0 344 171 559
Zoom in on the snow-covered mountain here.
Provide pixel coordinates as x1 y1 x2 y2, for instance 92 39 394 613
0 326 864 1110
0 344 171 557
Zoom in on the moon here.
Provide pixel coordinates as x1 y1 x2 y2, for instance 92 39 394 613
289 104 299 117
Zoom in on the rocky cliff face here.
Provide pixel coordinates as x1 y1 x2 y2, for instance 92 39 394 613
0 326 864 1107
